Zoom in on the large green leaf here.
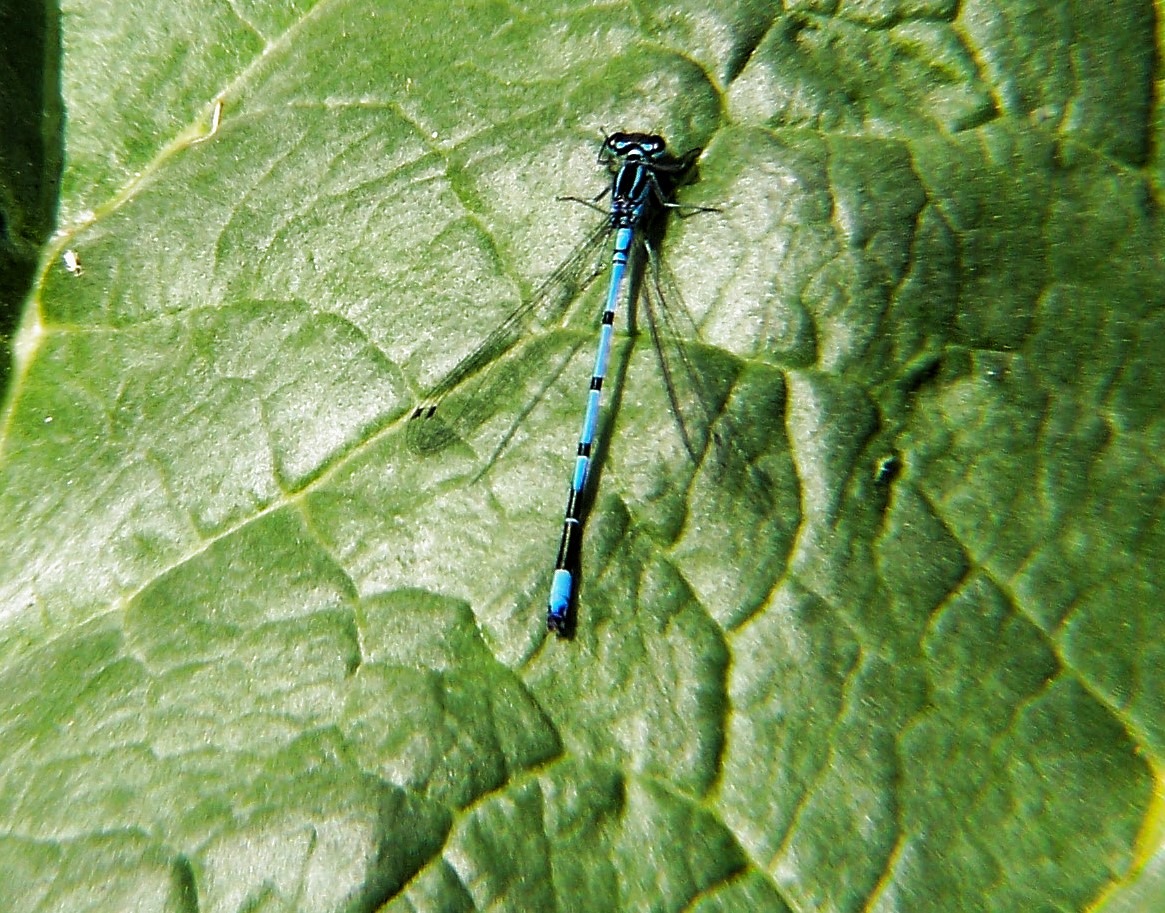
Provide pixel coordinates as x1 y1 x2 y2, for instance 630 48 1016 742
1 1 1162 911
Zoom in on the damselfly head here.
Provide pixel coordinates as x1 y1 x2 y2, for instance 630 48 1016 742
603 132 668 162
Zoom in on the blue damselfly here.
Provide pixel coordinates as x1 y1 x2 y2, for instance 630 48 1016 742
408 132 720 636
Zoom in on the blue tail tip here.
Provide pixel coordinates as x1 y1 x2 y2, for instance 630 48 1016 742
547 570 573 636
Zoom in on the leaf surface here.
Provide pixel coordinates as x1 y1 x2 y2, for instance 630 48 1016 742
1 2 1162 912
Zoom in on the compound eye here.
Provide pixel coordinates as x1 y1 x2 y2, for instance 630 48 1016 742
607 134 630 153
644 135 666 154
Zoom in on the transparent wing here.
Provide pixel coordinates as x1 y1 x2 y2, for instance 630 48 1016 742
407 220 613 455
641 241 740 463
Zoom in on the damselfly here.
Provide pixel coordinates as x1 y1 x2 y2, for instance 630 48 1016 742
407 132 720 636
